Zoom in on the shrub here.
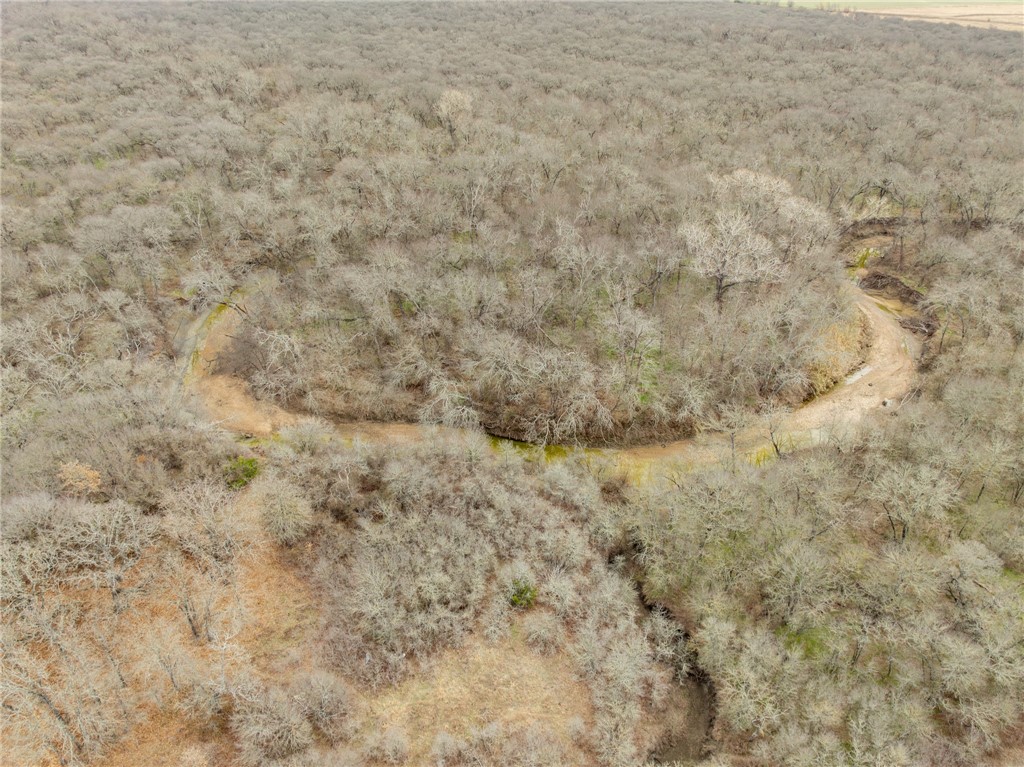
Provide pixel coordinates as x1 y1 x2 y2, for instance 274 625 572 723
231 684 314 766
179 681 231 734
364 727 409 765
567 716 587 745
249 475 315 545
224 456 259 489
280 418 334 456
481 594 512 643
310 749 366 767
57 461 102 498
522 611 561 654
292 671 356 745
539 571 581 619
431 722 566 766
430 731 469 766
161 481 242 573
177 745 212 767
500 724 565 766
647 607 692 680
508 578 537 609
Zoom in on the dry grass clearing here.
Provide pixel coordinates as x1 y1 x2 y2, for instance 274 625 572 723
781 1 1023 31
868 4 1024 31
366 626 594 764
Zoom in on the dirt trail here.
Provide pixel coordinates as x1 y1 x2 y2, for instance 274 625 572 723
180 268 919 483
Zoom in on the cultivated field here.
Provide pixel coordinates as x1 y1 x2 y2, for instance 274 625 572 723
781 0 1024 30
866 3 1022 32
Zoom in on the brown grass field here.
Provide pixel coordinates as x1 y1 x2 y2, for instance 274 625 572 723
868 4 1024 32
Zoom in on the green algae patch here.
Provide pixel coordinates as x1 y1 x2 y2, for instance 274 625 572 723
873 300 897 315
747 444 777 468
487 434 578 462
850 246 881 272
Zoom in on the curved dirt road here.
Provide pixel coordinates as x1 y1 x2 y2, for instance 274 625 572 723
179 276 919 483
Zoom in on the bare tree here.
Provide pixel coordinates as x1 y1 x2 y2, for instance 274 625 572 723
434 89 472 148
682 211 782 309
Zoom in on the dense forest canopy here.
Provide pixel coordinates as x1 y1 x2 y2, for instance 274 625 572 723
1 3 1022 767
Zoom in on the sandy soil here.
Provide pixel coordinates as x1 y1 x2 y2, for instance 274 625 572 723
178 295 431 441
861 4 1023 32
194 373 298 436
176 295 299 436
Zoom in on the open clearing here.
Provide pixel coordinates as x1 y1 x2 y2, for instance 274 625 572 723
782 1 1023 31
868 4 1023 31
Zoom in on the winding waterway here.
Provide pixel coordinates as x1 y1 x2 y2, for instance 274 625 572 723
176 269 919 485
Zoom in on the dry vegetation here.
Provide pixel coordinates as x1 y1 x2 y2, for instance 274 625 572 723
1 3 1022 767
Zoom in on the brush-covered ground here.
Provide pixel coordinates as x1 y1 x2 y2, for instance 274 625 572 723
2 3 1022 767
